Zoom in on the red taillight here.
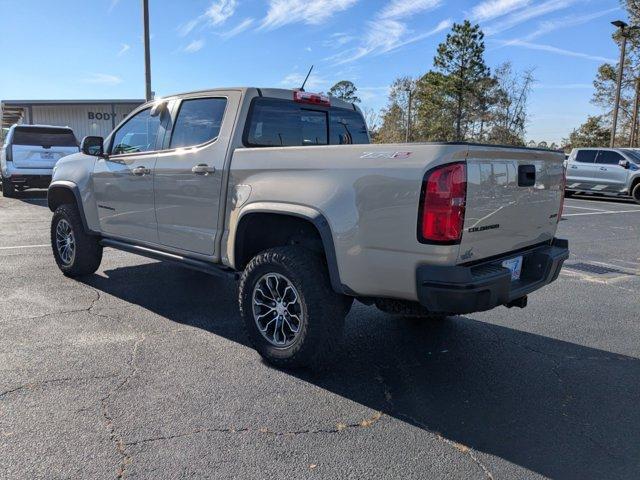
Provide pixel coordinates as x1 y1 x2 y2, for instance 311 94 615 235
293 90 331 107
418 162 467 244
558 166 567 222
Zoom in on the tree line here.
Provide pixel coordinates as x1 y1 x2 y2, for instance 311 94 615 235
326 20 536 147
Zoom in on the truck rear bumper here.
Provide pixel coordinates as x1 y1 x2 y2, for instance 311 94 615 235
5 174 52 189
416 238 569 314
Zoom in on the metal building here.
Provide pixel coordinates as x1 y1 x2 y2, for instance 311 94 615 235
1 99 144 142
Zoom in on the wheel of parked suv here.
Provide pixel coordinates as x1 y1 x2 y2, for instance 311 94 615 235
238 246 352 369
632 183 640 205
51 204 103 276
564 190 574 198
1 178 16 198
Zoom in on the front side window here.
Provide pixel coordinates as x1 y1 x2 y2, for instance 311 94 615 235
574 150 597 163
596 150 624 165
170 98 227 148
111 108 161 155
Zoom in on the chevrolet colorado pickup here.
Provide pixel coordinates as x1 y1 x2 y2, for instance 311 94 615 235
47 87 569 368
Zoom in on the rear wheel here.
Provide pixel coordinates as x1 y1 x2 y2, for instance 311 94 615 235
631 183 640 205
1 178 16 198
564 190 574 198
238 246 352 369
51 204 103 276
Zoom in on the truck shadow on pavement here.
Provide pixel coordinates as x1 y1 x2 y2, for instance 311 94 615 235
82 262 639 480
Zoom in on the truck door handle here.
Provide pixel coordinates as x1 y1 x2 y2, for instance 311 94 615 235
132 166 151 176
599 167 607 171
192 164 215 175
570 165 578 169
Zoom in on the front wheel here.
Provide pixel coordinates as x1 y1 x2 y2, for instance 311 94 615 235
631 183 640 205
1 178 16 198
51 204 103 276
238 246 352 369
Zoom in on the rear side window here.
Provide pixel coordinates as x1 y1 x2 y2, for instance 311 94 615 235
244 98 368 147
596 150 624 165
574 150 597 163
12 127 77 147
170 97 227 148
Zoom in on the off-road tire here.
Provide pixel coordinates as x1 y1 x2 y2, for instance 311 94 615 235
1 178 16 198
631 183 640 205
239 246 352 369
51 204 103 277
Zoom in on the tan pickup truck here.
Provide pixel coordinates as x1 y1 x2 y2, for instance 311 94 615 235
47 87 569 368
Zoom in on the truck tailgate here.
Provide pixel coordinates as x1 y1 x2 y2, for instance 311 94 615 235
458 147 565 263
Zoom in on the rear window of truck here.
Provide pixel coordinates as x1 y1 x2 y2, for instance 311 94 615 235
244 98 369 147
12 127 78 147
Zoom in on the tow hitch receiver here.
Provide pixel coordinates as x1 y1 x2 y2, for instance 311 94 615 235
506 296 528 309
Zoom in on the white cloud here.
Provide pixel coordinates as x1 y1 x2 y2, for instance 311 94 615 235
82 73 123 85
484 0 576 36
108 0 120 13
260 0 359 30
117 43 130 57
280 71 330 91
330 18 450 65
357 86 391 102
379 0 442 20
178 0 237 36
184 39 205 53
494 39 616 63
220 18 255 39
521 7 621 42
206 0 238 25
179 18 201 37
323 32 356 48
470 0 529 21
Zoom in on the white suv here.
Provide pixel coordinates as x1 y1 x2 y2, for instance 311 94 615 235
1 124 79 197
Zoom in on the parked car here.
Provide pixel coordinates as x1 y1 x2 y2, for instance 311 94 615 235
47 87 569 368
565 147 640 203
1 124 79 197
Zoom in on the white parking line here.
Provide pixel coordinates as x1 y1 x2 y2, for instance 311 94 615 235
563 210 640 217
0 244 49 250
564 205 609 212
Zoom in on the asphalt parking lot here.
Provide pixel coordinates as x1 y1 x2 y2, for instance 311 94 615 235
1 192 639 480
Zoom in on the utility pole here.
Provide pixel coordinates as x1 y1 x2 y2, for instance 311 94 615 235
610 20 629 148
405 88 412 143
631 77 640 147
142 0 152 102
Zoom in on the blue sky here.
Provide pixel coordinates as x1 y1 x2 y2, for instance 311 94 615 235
0 0 629 143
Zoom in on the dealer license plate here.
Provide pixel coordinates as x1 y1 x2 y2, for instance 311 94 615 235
502 256 523 281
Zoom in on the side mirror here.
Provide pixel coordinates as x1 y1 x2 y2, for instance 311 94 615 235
81 136 106 157
619 159 630 169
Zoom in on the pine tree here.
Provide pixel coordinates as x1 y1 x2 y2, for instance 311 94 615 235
328 81 361 103
433 20 491 141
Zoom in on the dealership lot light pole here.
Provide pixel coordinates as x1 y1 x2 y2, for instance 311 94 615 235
610 20 640 148
143 0 152 102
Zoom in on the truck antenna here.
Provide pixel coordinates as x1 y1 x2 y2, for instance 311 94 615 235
300 65 314 92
